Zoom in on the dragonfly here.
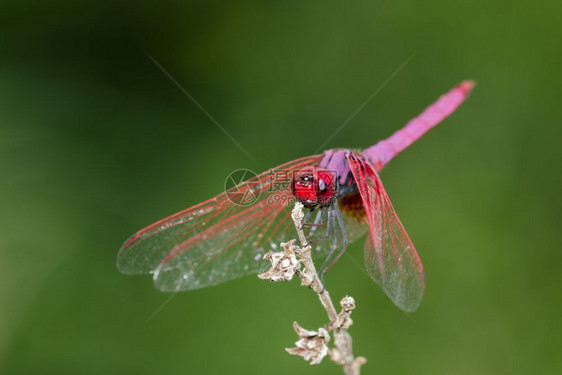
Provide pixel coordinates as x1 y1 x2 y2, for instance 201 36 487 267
117 81 474 312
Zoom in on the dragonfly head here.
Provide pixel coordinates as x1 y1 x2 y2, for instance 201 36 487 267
292 168 337 208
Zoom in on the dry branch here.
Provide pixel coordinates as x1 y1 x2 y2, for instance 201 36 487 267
259 202 366 375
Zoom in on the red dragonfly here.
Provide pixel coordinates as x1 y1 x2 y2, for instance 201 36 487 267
118 81 474 312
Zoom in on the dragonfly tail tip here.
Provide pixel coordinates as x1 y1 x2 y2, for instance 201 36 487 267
458 80 476 96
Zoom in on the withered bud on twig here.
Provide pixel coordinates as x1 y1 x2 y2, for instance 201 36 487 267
258 240 300 282
286 321 330 365
331 296 356 331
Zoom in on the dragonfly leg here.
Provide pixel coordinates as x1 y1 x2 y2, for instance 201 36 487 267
318 205 339 283
306 208 332 244
305 208 324 232
330 204 349 268
319 204 348 283
303 208 315 225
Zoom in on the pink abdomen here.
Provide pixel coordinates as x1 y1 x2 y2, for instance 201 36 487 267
363 81 474 171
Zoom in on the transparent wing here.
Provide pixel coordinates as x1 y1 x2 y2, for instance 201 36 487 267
117 155 323 292
347 153 425 312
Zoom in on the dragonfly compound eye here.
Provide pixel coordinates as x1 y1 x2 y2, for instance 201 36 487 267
316 170 337 206
292 171 318 207
292 168 337 207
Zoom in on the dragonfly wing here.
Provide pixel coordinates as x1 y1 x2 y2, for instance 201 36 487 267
347 153 425 312
117 155 323 291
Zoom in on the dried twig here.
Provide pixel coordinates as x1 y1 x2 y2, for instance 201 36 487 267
259 203 366 375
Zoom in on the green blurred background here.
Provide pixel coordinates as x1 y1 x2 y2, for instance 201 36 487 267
1 1 561 374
